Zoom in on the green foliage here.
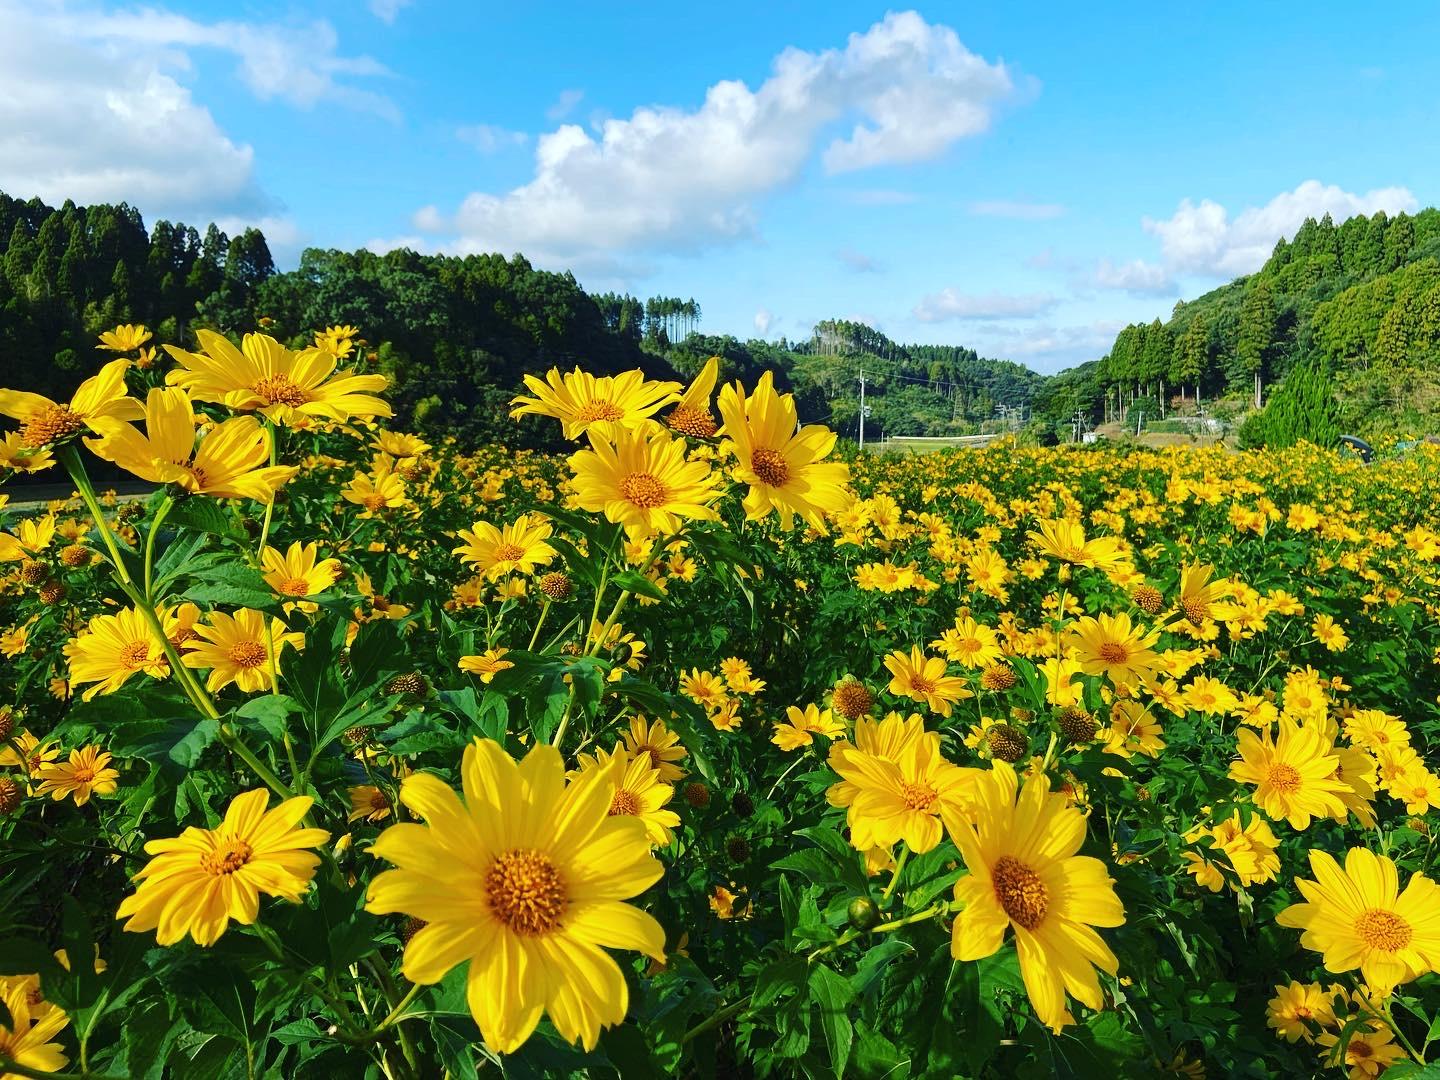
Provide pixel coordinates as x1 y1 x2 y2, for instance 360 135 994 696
1237 359 1341 449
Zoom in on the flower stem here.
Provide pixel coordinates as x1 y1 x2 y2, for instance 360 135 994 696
143 494 175 601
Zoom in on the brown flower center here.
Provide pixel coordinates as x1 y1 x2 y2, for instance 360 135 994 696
1179 597 1209 623
485 849 567 936
1266 763 1302 793
899 780 937 812
1098 642 1130 664
750 447 790 487
72 767 96 784
21 404 87 448
229 641 268 669
907 674 937 695
992 854 1049 930
279 577 312 597
492 543 526 564
619 472 668 509
1349 1039 1374 1059
667 405 717 438
253 374 310 408
609 790 641 816
119 640 153 669
1354 908 1411 952
201 837 254 876
575 400 625 424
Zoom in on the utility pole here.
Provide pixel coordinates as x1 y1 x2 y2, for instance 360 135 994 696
858 372 866 452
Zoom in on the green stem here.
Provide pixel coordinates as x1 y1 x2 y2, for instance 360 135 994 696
143 494 175 601
254 420 279 562
59 445 133 588
1380 1000 1426 1065
881 845 910 903
527 600 552 652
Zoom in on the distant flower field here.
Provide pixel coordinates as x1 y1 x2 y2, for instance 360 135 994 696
1 326 1438 1078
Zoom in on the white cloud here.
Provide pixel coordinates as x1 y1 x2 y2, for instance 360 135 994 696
971 320 1126 373
369 0 413 23
406 12 1017 268
913 288 1057 322
1089 257 1175 296
969 199 1064 220
1143 180 1417 277
457 124 529 153
754 308 775 335
836 248 880 273
546 89 586 122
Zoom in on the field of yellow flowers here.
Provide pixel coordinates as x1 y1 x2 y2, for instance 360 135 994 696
1 325 1439 1079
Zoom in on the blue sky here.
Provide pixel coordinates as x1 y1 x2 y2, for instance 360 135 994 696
4 1 1438 371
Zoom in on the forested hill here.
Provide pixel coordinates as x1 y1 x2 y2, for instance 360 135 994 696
0 191 1041 446
1054 207 1440 437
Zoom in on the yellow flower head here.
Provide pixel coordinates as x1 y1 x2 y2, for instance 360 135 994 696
568 426 719 538
365 740 666 1054
262 541 343 612
458 649 515 684
0 358 141 449
580 747 681 847
510 367 681 440
164 329 391 424
86 388 299 502
452 513 558 580
883 645 973 717
716 372 850 531
772 703 844 751
943 760 1125 1032
1229 718 1350 830
666 355 721 438
1276 847 1440 993
36 745 119 806
1028 518 1126 571
0 976 70 1075
829 727 980 853
182 609 305 694
96 324 152 353
63 606 171 701
1067 612 1162 688
117 789 328 946
621 716 688 782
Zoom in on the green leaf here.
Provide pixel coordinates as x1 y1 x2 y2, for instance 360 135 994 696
751 956 809 1010
110 716 220 769
809 964 855 1079
611 568 668 602
165 496 246 541
182 562 278 609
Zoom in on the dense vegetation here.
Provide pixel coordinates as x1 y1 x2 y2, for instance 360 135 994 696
1079 208 1440 440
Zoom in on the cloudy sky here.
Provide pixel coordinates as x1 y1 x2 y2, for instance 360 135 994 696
4 0 1437 371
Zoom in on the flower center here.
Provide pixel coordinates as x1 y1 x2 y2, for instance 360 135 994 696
279 577 312 597
485 849 567 936
1349 1039 1373 1060
575 400 625 423
992 854 1049 930
492 543 526 564
201 837 254 876
1098 642 1130 664
1266 763 1303 793
667 405 718 438
899 780 937 812
1179 597 1209 623
72 767 96 784
750 447 790 487
907 674 936 694
229 641 268 669
619 472 669 509
119 640 152 669
1354 908 1412 952
369 789 391 812
253 374 310 408
21 404 86 448
609 790 641 816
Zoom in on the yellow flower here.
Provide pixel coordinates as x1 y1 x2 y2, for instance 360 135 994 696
620 716 688 783
96 323 152 352
0 515 57 562
458 649 515 684
828 726 979 853
1028 518 1126 571
164 330 391 424
511 367 681 440
568 426 719 538
1229 718 1349 830
347 784 393 823
665 355 720 438
1103 700 1166 758
883 646 973 717
0 732 62 789
679 669 727 712
314 324 360 358
0 977 70 1075
943 760 1125 1032
36 746 119 806
1067 612 1162 688
1181 851 1225 892
716 372 850 531
931 615 1003 668
1174 563 1231 624
452 513 558 580
261 541 343 612
1265 980 1335 1042
771 704 844 751
86 388 298 502
182 609 304 694
0 430 55 473
1276 847 1440 993
581 747 680 847
1389 767 1440 815
1316 1025 1406 1080
342 470 408 515
63 606 170 701
365 740 665 1054
0 358 141 449
117 789 328 946
1312 614 1349 652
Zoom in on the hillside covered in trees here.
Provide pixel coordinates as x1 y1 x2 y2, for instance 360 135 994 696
0 191 1043 446
1066 207 1440 439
